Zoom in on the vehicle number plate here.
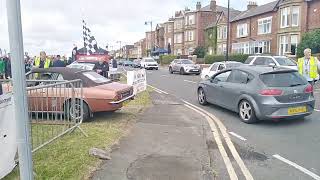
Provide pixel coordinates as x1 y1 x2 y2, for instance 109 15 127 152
288 106 307 115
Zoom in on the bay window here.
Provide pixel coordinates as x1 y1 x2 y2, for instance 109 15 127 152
237 23 248 38
292 6 300 27
280 7 290 28
279 35 289 55
258 17 272 34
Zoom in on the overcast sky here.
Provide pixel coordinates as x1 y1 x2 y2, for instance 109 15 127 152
0 0 274 56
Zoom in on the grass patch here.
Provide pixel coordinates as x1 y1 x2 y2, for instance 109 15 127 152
3 89 152 180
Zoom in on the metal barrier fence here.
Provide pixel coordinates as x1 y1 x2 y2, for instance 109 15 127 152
0 79 86 152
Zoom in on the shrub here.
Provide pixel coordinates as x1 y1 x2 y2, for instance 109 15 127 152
204 54 250 64
297 29 320 58
193 47 206 58
160 54 178 64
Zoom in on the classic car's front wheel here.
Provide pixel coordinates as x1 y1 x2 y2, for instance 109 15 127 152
64 99 90 122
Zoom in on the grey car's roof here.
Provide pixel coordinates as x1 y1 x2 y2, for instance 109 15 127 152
233 65 297 75
215 61 242 64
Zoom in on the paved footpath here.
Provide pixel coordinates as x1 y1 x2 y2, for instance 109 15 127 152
92 92 216 180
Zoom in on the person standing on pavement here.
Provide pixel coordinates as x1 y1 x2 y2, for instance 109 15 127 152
297 48 320 85
0 57 5 79
112 58 118 70
4 55 11 79
52 55 66 67
34 51 52 69
93 60 109 78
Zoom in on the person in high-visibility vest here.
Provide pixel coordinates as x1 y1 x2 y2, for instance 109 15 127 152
34 51 51 69
297 48 320 84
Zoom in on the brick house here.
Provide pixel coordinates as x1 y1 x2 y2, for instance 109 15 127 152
155 24 165 49
230 1 278 55
145 31 156 53
163 18 174 53
205 7 241 55
230 0 320 57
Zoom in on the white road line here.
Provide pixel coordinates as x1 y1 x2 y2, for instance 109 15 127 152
147 85 169 95
183 101 254 180
184 104 239 180
161 75 168 77
184 80 197 84
273 154 320 180
314 109 320 112
229 132 247 141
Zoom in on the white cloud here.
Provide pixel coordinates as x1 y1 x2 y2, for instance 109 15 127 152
0 0 276 56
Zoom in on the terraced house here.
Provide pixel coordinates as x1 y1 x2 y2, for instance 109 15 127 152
230 0 320 57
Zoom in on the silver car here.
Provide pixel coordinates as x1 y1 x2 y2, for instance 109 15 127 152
197 65 315 123
169 59 201 75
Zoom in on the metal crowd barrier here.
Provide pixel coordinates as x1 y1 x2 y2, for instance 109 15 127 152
0 79 87 152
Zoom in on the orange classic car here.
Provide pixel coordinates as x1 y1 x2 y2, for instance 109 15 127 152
23 67 134 121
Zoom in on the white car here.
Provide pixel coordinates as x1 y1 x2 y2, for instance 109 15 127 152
67 62 95 70
244 56 298 70
140 57 159 70
201 61 242 79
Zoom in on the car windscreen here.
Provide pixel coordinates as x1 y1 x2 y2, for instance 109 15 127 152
145 59 155 62
82 71 111 84
226 63 241 68
274 57 296 66
244 57 254 64
181 60 193 64
260 71 307 87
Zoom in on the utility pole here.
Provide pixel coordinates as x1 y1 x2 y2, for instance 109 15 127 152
6 0 34 179
226 0 230 61
116 41 122 59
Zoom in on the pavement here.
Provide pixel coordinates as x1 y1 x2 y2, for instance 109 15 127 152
137 66 320 180
93 92 216 180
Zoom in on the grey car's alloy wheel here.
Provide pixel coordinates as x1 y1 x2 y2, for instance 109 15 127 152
180 68 185 75
239 100 257 123
169 67 173 74
198 88 207 105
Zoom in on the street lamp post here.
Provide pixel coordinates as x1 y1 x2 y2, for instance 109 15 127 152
116 41 122 59
145 21 153 56
226 0 230 61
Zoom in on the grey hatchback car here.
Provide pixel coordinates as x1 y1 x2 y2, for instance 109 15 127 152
197 65 315 123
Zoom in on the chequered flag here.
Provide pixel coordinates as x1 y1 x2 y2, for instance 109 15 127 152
83 20 98 55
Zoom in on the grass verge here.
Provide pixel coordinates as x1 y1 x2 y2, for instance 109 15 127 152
4 89 152 180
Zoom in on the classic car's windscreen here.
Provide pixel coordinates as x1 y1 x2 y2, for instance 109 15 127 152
82 71 111 84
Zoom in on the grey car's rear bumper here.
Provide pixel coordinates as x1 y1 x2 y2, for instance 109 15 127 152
254 99 315 120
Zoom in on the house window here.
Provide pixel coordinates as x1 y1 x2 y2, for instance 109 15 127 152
217 27 222 39
185 17 188 26
168 24 172 32
174 33 183 43
189 15 195 25
237 23 248 38
279 35 289 55
258 17 272 34
168 38 172 45
290 34 298 55
174 20 183 29
292 6 300 27
188 31 194 41
281 7 290 28
223 26 227 39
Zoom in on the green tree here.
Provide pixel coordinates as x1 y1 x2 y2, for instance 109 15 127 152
193 46 206 58
297 29 320 57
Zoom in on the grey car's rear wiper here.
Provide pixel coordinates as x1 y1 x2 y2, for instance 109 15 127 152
289 83 303 87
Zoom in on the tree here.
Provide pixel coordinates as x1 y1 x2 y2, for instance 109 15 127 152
193 46 206 58
297 29 320 57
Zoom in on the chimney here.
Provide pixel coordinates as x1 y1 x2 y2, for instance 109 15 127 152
210 0 217 13
247 1 258 10
196 2 201 11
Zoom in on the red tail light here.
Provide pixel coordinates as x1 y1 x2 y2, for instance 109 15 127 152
304 84 313 93
260 89 283 96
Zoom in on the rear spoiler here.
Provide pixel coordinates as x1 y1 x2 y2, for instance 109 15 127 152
260 68 298 75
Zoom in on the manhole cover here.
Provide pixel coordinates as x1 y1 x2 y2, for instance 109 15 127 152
127 154 203 180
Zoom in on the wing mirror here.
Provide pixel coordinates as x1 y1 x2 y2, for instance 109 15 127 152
210 78 219 84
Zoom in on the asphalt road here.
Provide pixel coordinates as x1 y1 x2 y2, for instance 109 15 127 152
123 66 320 180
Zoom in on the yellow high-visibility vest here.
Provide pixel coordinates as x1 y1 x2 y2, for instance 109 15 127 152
298 56 318 79
35 57 51 68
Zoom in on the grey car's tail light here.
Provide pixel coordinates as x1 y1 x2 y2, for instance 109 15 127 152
259 89 283 96
304 84 313 93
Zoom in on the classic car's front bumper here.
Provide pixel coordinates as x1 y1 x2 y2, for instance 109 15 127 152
110 94 135 104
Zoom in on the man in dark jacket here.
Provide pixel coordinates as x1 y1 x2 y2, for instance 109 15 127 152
112 58 117 69
4 56 11 79
52 55 66 67
93 61 109 78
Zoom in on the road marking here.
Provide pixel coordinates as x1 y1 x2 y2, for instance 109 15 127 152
147 85 169 95
314 109 320 112
184 104 239 180
161 75 168 77
229 132 247 141
184 80 197 84
273 154 320 180
183 100 254 180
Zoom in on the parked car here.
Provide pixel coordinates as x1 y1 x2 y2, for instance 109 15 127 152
133 59 141 68
140 57 158 70
197 66 315 123
169 59 201 75
123 60 134 67
25 68 134 121
244 56 297 70
201 61 242 79
118 59 125 65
